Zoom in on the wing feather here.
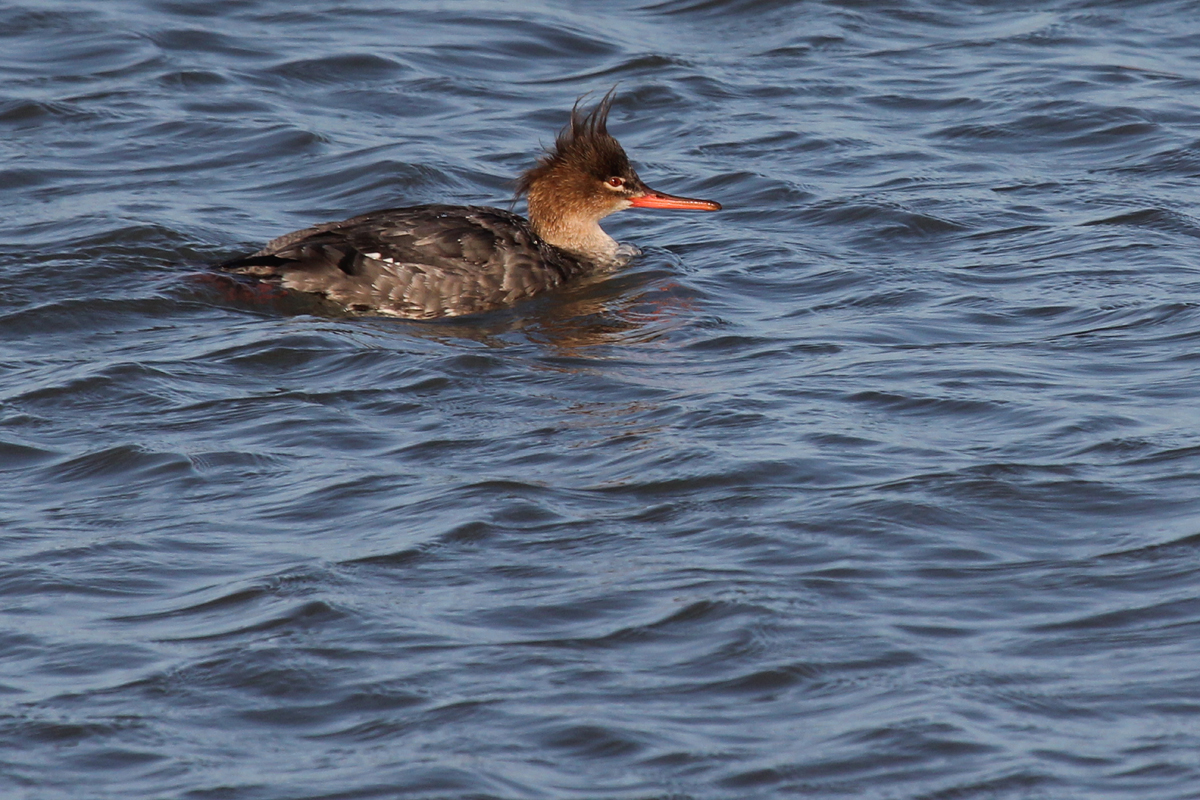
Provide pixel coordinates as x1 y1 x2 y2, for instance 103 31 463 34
220 205 587 318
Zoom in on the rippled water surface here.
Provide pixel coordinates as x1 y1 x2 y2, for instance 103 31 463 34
4 1 1200 797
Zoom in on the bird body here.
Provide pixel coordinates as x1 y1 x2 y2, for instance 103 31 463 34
220 93 720 319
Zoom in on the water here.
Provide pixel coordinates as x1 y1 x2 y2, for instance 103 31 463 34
3 1 1200 797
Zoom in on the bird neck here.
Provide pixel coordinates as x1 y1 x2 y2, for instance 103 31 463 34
525 175 620 263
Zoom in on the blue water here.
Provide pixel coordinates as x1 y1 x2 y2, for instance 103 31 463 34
3 1 1200 798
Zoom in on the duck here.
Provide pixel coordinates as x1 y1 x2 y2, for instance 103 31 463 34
218 91 721 319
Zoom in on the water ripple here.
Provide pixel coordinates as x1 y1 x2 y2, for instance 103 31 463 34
2 1 1200 799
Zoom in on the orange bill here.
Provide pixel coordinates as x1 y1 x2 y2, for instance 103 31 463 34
629 189 722 211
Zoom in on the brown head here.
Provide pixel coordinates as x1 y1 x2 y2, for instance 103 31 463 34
516 91 721 261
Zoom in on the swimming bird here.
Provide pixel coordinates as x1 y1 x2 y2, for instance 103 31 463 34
218 92 721 319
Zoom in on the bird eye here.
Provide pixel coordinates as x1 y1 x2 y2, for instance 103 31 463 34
607 177 625 188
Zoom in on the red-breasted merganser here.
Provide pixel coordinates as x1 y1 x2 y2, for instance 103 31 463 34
218 92 721 319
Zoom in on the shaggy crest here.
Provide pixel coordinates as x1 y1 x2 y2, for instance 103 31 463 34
516 90 633 197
